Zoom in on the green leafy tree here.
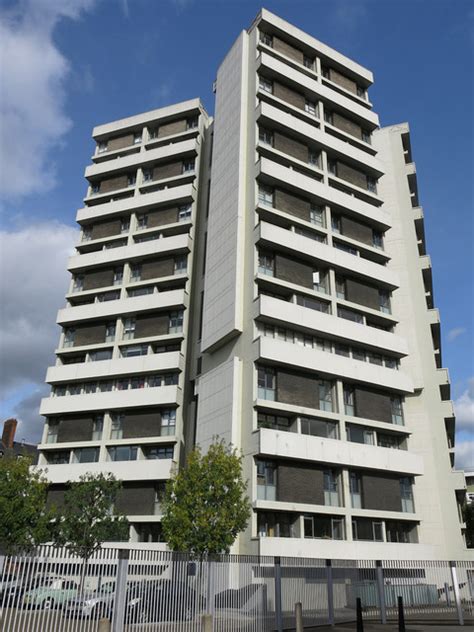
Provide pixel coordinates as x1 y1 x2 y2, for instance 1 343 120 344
0 455 54 555
464 502 474 548
55 472 129 591
161 439 251 559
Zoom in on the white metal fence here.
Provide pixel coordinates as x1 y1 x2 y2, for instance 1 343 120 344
0 547 472 631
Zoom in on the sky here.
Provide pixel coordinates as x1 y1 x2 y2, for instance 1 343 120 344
0 0 472 469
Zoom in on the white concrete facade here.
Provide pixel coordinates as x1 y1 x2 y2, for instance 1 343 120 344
38 9 467 558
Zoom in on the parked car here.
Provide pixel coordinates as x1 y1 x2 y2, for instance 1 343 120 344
1 573 56 607
125 579 201 623
65 580 125 619
22 577 79 610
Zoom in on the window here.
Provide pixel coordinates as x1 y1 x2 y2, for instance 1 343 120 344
295 226 326 243
308 151 320 167
110 414 124 439
133 132 142 144
143 168 152 182
310 204 325 227
258 127 273 147
187 117 198 129
161 409 176 436
296 294 330 314
313 269 328 294
89 349 113 362
349 472 362 508
121 344 148 358
99 381 113 392
378 432 403 450
304 100 317 116
357 85 366 99
84 382 97 394
362 129 371 144
182 159 195 173
324 109 333 125
164 373 178 385
352 348 366 362
137 214 148 230
144 446 174 459
109 446 137 462
178 204 192 221
367 176 377 193
372 230 383 249
46 420 59 444
347 424 374 446
335 241 358 256
97 140 107 153
257 413 292 432
174 255 187 274
258 366 275 401
81 227 92 242
384 357 398 370
74 447 99 464
129 264 141 282
91 182 100 195
91 415 103 441
328 160 337 176
318 380 334 412
379 289 391 314
48 451 70 465
113 267 123 285
331 215 341 234
72 275 84 292
324 470 340 506
169 310 183 333
338 307 363 324
304 515 344 540
386 521 417 544
303 56 314 70
105 322 116 343
130 376 145 389
258 252 274 277
256 460 277 500
300 417 338 439
63 328 75 348
55 386 66 397
128 286 153 297
391 396 404 425
258 185 274 206
258 512 295 538
97 291 120 302
343 385 355 416
68 383 81 396
259 76 273 94
123 318 135 340
260 32 273 47
400 478 415 513
127 173 136 187
335 343 350 357
120 218 130 233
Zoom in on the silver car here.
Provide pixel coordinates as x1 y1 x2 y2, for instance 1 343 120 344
65 580 117 619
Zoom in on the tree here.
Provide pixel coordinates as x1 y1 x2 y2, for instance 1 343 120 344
464 502 474 548
161 439 251 559
0 455 54 555
55 472 129 591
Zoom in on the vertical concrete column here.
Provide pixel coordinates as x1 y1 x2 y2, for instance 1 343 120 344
274 556 283 632
111 549 129 632
450 561 464 626
375 560 387 624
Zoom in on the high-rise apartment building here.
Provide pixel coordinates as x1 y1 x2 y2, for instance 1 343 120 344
38 9 467 559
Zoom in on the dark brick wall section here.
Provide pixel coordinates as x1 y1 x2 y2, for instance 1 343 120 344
332 112 362 139
115 483 155 515
361 473 402 511
141 257 175 280
99 174 129 193
73 323 107 347
123 409 162 439
90 218 122 240
57 415 93 442
147 207 179 228
345 278 380 310
329 68 357 95
153 161 182 181
107 133 134 151
354 387 392 423
158 119 187 138
278 462 324 504
336 162 367 189
277 370 319 409
340 216 373 245
275 254 313 288
83 268 115 290
273 36 304 64
273 82 306 110
273 131 308 162
134 313 169 338
274 188 311 221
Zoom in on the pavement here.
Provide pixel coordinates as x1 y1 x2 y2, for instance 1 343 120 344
306 625 470 632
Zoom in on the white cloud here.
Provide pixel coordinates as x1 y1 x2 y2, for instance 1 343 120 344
0 0 98 201
455 439 474 472
0 222 77 400
447 327 467 342
454 378 474 434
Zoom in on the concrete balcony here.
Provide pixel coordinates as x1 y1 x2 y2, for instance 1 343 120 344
257 220 399 288
256 295 408 356
257 102 383 174
258 52 379 128
68 233 190 272
85 139 198 179
257 336 414 393
76 184 195 224
258 158 391 229
257 428 423 475
45 351 182 384
40 458 174 484
57 289 186 325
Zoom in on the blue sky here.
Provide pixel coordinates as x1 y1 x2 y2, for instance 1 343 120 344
0 0 472 467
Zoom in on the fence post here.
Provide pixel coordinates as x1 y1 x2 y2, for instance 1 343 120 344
274 556 283 632
375 560 387 624
112 549 129 632
206 557 216 616
326 559 334 625
444 582 451 606
295 601 303 632
397 595 406 632
356 597 364 632
450 561 464 626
